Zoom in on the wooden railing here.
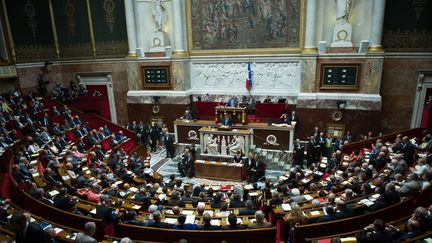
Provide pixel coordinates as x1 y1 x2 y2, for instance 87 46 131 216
292 185 432 243
342 128 429 154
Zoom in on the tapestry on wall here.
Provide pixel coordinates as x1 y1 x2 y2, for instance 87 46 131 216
189 0 301 50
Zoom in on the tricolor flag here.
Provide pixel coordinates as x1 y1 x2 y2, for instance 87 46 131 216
246 62 252 91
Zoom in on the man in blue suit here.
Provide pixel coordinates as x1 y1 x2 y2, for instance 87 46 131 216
221 113 232 126
226 96 238 107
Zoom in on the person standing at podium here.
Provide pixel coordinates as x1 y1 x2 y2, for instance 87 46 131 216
288 110 299 125
180 109 193 120
226 96 238 107
233 150 243 163
221 113 233 126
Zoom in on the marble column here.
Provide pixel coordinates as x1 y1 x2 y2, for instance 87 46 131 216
369 0 386 52
133 0 143 54
125 0 137 57
303 0 317 53
172 0 186 53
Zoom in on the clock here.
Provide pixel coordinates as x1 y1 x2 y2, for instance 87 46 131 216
331 110 343 121
152 105 160 114
337 30 348 41
153 37 161 47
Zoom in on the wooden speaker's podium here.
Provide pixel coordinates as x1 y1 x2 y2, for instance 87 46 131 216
215 106 247 124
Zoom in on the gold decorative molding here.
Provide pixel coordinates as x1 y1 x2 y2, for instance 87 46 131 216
302 47 318 54
2 0 15 63
64 0 76 36
59 43 93 58
103 0 116 34
24 0 37 38
48 0 60 59
15 44 56 61
96 40 128 57
172 51 189 57
86 0 96 57
367 46 384 53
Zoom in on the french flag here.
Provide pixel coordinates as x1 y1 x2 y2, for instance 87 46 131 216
246 62 252 91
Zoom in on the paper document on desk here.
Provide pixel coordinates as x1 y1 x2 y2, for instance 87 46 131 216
359 199 374 207
310 211 321 216
304 195 313 201
210 219 220 226
164 218 177 224
197 202 206 208
185 215 195 224
281 204 291 211
132 205 141 210
182 210 194 215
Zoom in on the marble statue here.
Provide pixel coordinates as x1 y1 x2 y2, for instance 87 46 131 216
335 0 354 24
221 136 227 155
152 0 167 32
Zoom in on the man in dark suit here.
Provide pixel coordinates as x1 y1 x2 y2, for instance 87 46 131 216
146 211 170 228
229 194 245 208
245 152 256 182
294 139 305 167
53 187 70 211
221 213 244 230
10 210 48 243
221 113 233 126
316 206 338 223
149 123 160 152
96 198 119 225
163 128 175 158
306 136 317 168
288 110 299 125
335 200 353 219
74 126 84 138
400 136 415 166
238 200 257 216
198 213 220 230
39 112 51 127
356 219 393 242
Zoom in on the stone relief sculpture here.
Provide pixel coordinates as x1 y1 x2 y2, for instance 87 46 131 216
192 62 300 92
206 134 219 155
228 135 244 155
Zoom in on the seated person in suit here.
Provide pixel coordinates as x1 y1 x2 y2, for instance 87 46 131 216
222 213 244 230
356 219 393 242
75 222 98 243
179 109 193 120
221 113 233 126
239 200 257 216
171 214 198 230
233 150 243 163
10 210 48 243
198 213 220 230
248 210 272 229
147 211 170 228
226 96 238 107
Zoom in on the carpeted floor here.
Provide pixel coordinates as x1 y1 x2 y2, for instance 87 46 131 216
148 147 285 184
